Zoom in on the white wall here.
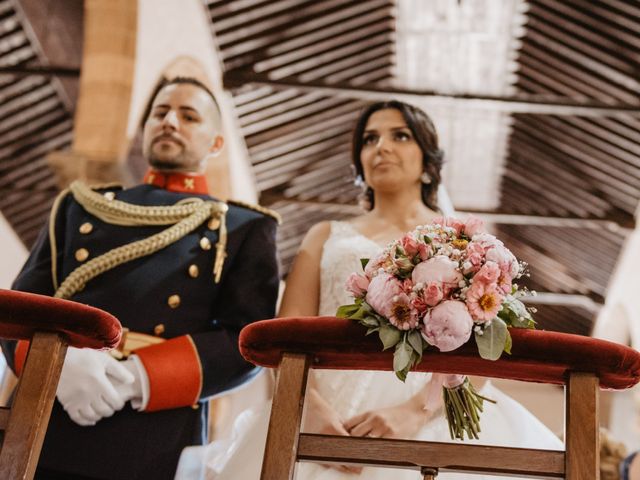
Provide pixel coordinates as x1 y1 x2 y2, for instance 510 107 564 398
0 212 27 289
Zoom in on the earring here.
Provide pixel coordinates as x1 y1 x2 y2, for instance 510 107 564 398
354 174 365 188
421 172 432 185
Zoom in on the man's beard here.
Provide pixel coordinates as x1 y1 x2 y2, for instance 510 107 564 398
148 153 187 171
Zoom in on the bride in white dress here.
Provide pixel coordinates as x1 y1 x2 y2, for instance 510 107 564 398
176 101 562 479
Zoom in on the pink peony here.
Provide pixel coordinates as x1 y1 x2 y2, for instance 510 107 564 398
423 281 444 306
474 261 500 286
485 243 519 278
421 300 473 352
465 282 504 322
411 255 463 288
345 273 370 298
365 273 404 318
463 216 485 237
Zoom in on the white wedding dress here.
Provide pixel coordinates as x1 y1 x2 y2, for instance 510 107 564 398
176 221 563 480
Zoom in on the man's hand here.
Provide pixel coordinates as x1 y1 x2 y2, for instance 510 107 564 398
57 347 135 426
113 356 148 410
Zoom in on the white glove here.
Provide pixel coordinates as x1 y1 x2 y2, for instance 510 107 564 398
57 347 135 426
114 355 150 411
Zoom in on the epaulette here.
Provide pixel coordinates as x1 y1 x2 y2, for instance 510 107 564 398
87 182 124 192
227 199 282 224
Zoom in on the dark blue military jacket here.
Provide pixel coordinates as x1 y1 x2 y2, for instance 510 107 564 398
1 184 279 480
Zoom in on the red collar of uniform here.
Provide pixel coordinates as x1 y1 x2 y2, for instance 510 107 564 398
143 169 209 194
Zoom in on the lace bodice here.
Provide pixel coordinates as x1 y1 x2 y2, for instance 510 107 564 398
318 221 383 316
312 221 426 418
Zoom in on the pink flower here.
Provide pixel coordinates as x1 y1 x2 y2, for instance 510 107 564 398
463 216 485 237
411 256 462 288
497 269 513 295
463 242 486 274
388 294 420 330
401 234 420 257
345 273 370 298
365 273 404 318
423 282 444 306
417 242 432 261
485 243 519 279
411 295 429 314
421 300 473 352
465 282 504 322
431 217 464 236
401 278 414 295
364 250 392 277
474 261 500 286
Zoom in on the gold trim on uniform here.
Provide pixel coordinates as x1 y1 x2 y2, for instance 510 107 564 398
147 174 155 184
79 222 93 234
75 248 89 262
188 264 199 278
154 324 165 336
103 191 116 201
167 294 181 309
199 237 211 251
183 178 195 190
227 199 282 224
207 218 220 230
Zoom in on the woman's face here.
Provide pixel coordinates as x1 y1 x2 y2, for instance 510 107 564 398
359 108 424 194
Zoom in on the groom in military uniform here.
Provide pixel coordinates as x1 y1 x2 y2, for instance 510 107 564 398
1 77 280 480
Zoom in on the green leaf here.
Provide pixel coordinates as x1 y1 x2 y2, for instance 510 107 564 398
503 328 512 355
498 296 535 329
360 258 370 270
407 330 423 355
336 304 360 319
379 324 402 350
475 317 509 361
360 315 380 328
393 340 413 374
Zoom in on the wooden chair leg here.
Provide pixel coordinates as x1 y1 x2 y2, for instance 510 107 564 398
565 372 599 480
261 353 310 480
0 332 67 480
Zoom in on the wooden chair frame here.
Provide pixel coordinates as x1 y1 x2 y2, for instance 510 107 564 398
239 318 640 480
0 289 122 480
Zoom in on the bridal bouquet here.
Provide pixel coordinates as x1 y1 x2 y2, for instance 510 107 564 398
336 216 535 440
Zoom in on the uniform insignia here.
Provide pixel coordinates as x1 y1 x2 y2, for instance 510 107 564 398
227 199 282 224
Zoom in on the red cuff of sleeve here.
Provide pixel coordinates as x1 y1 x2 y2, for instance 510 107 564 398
14 340 30 376
135 335 202 412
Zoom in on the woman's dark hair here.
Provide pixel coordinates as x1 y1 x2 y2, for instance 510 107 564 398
351 100 444 212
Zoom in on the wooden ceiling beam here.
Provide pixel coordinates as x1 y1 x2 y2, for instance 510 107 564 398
532 0 640 50
223 70 640 117
513 118 640 189
247 105 360 151
509 133 615 209
519 42 638 103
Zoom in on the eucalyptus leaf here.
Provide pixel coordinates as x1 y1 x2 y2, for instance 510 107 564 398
379 324 402 350
407 330 424 355
393 340 413 373
475 317 508 361
504 328 513 355
336 304 360 319
360 315 380 328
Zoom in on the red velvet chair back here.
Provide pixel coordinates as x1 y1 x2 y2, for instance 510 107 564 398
0 289 122 480
240 316 640 479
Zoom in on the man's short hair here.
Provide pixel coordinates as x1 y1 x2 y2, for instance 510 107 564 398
141 76 221 126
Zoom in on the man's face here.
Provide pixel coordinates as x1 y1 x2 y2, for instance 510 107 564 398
142 83 222 173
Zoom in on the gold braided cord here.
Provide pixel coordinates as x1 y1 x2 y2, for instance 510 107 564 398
69 181 227 226
53 182 228 300
49 187 70 291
